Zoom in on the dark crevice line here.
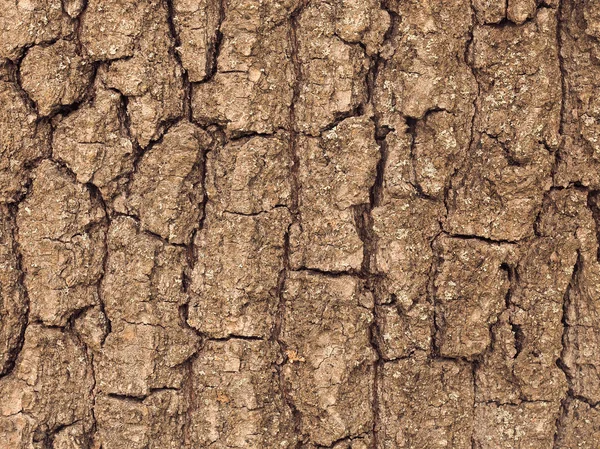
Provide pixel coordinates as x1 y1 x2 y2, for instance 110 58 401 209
428 231 444 359
0 203 30 379
552 0 568 187
87 182 112 347
317 103 366 135
553 249 581 447
272 228 303 446
362 4 396 448
164 0 193 122
292 265 376 279
11 47 43 114
197 127 225 239
587 191 600 263
269 4 307 446
443 0 481 230
201 0 225 84
351 13 396 449
442 230 521 245
552 3 575 445
405 115 440 202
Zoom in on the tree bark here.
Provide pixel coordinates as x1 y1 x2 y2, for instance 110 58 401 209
0 0 599 447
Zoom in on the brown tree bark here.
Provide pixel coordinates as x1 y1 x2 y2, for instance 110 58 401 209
0 0 599 447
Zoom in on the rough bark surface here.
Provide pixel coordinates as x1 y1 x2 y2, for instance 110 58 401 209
1 0 600 448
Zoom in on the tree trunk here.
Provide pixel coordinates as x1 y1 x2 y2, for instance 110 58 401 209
0 0 599 447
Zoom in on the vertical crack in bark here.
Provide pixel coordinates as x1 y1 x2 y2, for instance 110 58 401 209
552 3 573 444
556 0 567 142
359 5 395 445
203 0 225 84
80 180 111 448
87 182 112 345
165 0 193 122
0 203 30 379
405 112 445 202
500 261 525 397
2 0 598 446
550 0 567 186
443 0 481 222
270 5 306 446
553 250 581 447
588 191 600 264
429 233 443 359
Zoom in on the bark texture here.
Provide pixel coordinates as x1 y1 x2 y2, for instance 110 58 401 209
1 0 600 448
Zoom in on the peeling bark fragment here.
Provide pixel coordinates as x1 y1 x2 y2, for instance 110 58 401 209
62 0 84 18
80 0 150 61
99 1 184 147
0 0 72 60
378 129 414 199
555 400 600 448
0 80 51 204
473 0 506 24
564 292 600 403
95 390 186 449
96 216 199 397
374 0 476 129
371 195 442 358
172 0 220 82
434 235 514 360
333 0 390 56
378 353 474 449
475 9 561 157
290 116 379 272
188 205 290 339
100 216 190 323
187 128 292 338
53 83 135 203
370 123 444 359
555 0 600 188
294 2 369 135
473 402 560 448
374 303 432 361
97 322 191 397
372 195 442 308
73 305 109 352
411 111 473 200
474 0 538 25
20 40 94 116
476 187 581 404
447 9 560 241
564 325 600 403
281 272 375 446
446 134 552 242
188 339 296 448
0 206 27 376
506 0 537 24
16 160 105 327
122 121 211 244
191 0 295 135
475 239 574 404
475 313 520 404
554 190 600 405
0 325 93 447
52 422 87 449
510 239 573 402
206 132 293 215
